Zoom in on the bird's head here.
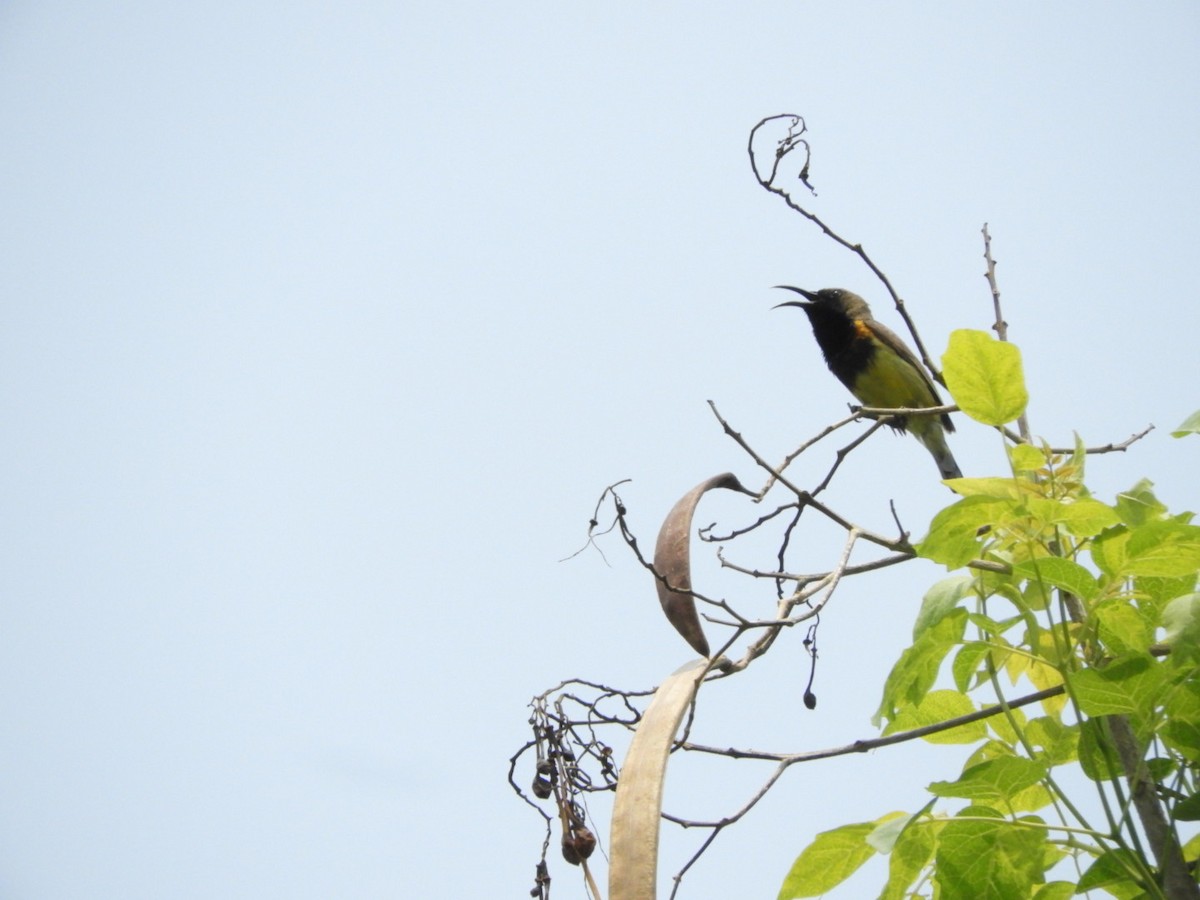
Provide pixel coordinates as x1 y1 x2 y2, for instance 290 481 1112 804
772 286 872 319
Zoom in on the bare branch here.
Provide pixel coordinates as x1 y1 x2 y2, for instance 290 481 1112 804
677 683 1066 773
749 114 944 386
981 223 1007 343
560 479 633 563
981 224 1030 441
715 528 861 675
716 547 912 585
855 403 959 421
705 400 910 553
698 500 800 542
999 423 1155 455
758 408 864 493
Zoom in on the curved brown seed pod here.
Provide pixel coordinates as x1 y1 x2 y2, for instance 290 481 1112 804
652 473 751 657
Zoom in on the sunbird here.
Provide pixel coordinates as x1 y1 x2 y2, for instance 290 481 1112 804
773 286 962 480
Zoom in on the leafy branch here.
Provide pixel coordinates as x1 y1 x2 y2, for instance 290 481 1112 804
511 116 1200 900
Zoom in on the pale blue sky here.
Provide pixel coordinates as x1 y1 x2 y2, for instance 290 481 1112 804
1 3 1198 898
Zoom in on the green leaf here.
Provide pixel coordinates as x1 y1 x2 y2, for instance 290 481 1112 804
1115 479 1167 527
979 571 1024 606
1008 442 1046 472
865 810 918 854
1019 642 1066 707
885 689 988 744
1020 497 1119 538
1078 718 1121 782
1160 710 1200 763
1160 681 1200 764
1018 576 1052 611
1011 557 1099 602
933 812 1047 900
1090 525 1129 577
1161 593 1200 649
874 609 967 725
952 642 992 692
914 575 974 639
965 611 1022 639
1052 498 1121 538
879 817 937 900
1031 883 1075 900
986 704 1025 745
918 496 1011 568
1162 678 1200 718
776 822 876 898
1093 601 1154 655
1146 756 1176 781
1184 831 1200 864
942 329 1029 427
928 756 1046 805
1077 849 1148 898
942 477 1025 499
1176 792 1200 822
1007 782 1055 814
1172 409 1200 438
1024 717 1077 766
1123 519 1200 576
964 739 1018 768
1136 573 1199 610
1070 654 1164 717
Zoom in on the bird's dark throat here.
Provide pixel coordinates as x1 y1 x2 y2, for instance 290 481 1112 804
803 306 874 391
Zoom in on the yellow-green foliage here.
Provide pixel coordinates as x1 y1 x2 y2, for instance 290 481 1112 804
778 332 1200 900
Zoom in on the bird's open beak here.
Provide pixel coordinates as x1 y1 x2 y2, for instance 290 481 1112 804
771 285 817 309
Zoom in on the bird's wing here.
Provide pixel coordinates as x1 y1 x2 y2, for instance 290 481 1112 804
863 318 945 406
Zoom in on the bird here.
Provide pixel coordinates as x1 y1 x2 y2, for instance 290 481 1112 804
773 286 962 480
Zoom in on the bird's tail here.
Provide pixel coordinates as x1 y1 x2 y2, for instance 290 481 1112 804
913 421 962 481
